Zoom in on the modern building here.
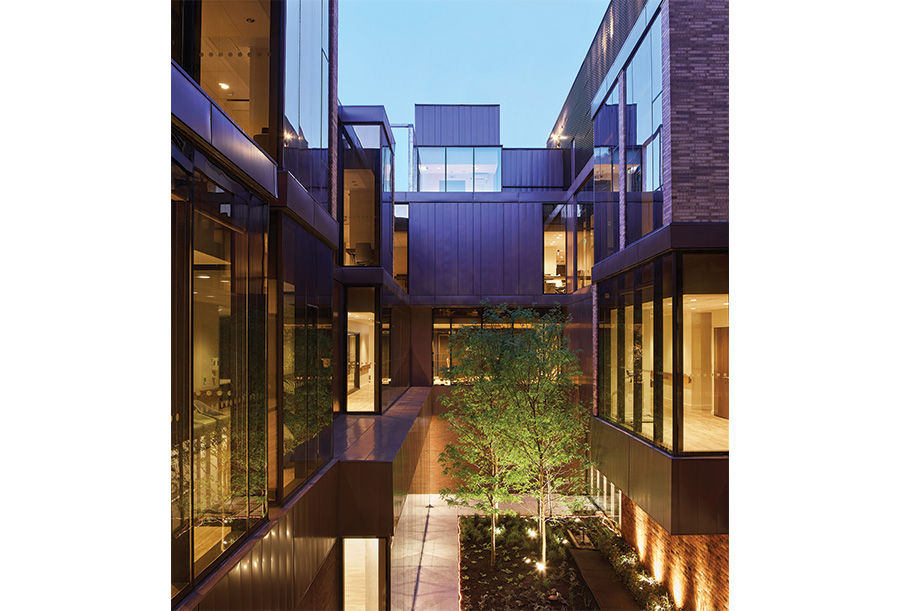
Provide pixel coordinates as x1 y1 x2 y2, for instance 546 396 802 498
170 0 727 609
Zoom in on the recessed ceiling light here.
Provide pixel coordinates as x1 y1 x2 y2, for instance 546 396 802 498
197 275 210 279
723 302 729 305
690 298 697 302
219 83 230 90
207 295 214 298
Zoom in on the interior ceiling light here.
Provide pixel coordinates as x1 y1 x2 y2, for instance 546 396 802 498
197 275 210 279
218 83 230 90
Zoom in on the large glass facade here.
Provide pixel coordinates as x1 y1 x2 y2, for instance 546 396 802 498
346 287 378 412
594 83 620 261
598 255 674 450
575 176 594 289
417 147 501 192
171 152 268 598
393 203 409 293
278 216 334 498
597 252 727 454
342 126 380 266
681 253 729 452
432 308 481 384
624 15 663 244
171 0 275 159
543 203 567 294
284 0 330 207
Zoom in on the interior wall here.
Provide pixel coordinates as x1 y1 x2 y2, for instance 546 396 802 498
193 302 220 390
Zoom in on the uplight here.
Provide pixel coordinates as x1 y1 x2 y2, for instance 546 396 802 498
535 562 546 571
219 83 230 90
527 529 537 538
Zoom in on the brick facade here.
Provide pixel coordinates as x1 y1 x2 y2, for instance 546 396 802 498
620 496 729 611
663 0 729 224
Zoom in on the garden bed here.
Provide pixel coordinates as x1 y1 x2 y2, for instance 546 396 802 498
459 515 599 611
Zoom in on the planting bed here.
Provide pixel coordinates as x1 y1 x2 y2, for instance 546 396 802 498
459 515 600 611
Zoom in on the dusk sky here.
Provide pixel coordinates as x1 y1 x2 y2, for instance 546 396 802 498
338 0 608 148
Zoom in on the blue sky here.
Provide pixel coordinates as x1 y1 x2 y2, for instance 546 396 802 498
338 0 608 148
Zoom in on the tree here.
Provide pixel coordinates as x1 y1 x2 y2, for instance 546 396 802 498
438 312 525 567
500 306 588 567
439 304 588 568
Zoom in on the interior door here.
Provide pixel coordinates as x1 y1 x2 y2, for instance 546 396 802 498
714 327 729 418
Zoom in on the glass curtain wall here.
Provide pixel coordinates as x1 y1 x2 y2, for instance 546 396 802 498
624 15 663 244
417 147 501 192
393 203 409 292
597 255 673 451
284 0 330 207
279 215 334 498
346 287 378 412
432 308 482 384
597 252 727 454
575 176 594 289
171 0 274 159
342 125 379 266
171 152 267 598
594 83 620 260
681 253 728 452
543 204 567 294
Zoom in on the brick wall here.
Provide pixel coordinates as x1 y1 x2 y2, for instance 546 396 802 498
620 496 729 611
662 0 729 224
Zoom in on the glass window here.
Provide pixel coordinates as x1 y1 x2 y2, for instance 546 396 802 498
393 204 408 293
283 0 329 208
391 125 413 192
343 538 386 610
198 0 272 156
474 147 501 192
681 254 728 452
594 83 619 261
342 128 379 267
432 308 482 384
543 204 567 294
416 147 501 192
445 147 474 192
347 287 377 412
576 178 594 289
624 15 664 244
417 147 445 192
596 255 673 451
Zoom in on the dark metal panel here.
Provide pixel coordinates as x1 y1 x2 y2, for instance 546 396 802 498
503 202 519 294
435 204 450 293
408 203 424 296
447 204 459 295
481 203 502 293
591 417 631 494
517 203 532 294
458 202 474 294
171 61 211 143
472 204 482 295
525 203 543 294
460 105 472 146
210 110 278 198
425 202 436 295
628 438 673 533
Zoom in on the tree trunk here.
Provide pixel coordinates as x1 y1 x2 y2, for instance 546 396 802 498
490 509 497 567
538 486 547 566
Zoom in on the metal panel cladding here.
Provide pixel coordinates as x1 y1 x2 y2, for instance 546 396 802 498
547 0 649 184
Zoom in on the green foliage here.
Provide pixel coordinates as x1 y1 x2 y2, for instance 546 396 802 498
441 304 589 565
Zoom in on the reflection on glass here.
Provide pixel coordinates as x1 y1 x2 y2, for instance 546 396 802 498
394 204 408 292
682 254 728 452
347 288 377 412
446 147 474 192
191 208 246 576
576 178 594 289
597 257 673 451
624 15 664 245
343 167 377 266
283 0 329 206
172 163 191 598
474 147 501 192
382 295 411 408
417 147 501 192
417 147 445 192
433 308 483 384
543 204 567 294
196 0 272 156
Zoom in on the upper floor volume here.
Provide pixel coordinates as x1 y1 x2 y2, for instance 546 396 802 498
172 0 332 209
